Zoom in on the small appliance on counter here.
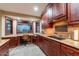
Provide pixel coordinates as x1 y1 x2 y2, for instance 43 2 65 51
67 33 71 39
73 29 79 41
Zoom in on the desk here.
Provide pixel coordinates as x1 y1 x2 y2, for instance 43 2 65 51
2 33 36 47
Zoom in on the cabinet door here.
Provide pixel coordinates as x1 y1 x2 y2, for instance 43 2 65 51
42 38 61 56
61 44 74 56
68 3 79 24
0 41 9 56
52 3 66 19
37 36 43 47
32 36 37 44
73 49 79 56
2 37 19 48
49 39 61 56
15 37 20 46
9 37 16 48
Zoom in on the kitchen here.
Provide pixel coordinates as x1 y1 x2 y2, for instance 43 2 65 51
0 3 79 56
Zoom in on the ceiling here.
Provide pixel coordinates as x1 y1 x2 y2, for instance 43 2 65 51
0 3 47 17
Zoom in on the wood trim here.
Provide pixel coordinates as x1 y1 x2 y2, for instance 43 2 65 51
41 4 49 19
67 3 72 25
53 16 67 24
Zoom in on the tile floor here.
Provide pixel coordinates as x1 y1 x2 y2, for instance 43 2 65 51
9 44 45 56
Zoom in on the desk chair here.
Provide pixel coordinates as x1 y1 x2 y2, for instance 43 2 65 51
22 35 31 45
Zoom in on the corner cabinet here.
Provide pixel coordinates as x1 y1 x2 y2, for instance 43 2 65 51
67 3 79 24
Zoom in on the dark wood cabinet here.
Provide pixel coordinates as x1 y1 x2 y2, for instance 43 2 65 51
32 35 79 56
14 36 20 47
8 37 19 48
74 49 79 56
42 20 53 29
32 35 38 45
2 36 20 48
42 3 66 20
0 40 9 56
9 37 16 48
41 3 66 29
61 44 79 56
33 35 61 56
61 44 74 56
51 3 66 19
45 38 61 56
67 3 79 24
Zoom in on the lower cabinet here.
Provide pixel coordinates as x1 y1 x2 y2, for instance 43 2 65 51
2 36 20 48
61 44 74 56
0 41 9 56
32 36 38 45
74 49 79 56
43 38 61 56
32 35 79 56
61 44 79 56
33 35 61 56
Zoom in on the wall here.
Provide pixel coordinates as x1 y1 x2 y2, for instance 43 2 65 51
43 17 68 36
43 15 79 40
68 24 79 40
53 17 68 38
43 28 54 36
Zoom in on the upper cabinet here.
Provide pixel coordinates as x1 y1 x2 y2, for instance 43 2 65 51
41 3 66 28
41 3 66 20
51 3 66 19
67 3 79 24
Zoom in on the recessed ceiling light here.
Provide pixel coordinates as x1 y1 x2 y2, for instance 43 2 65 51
33 6 39 12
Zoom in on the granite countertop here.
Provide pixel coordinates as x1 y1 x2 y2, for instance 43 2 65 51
37 33 79 49
2 33 35 38
0 39 10 47
2 33 79 49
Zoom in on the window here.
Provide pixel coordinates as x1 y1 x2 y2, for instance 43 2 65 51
5 16 13 35
36 21 40 33
17 20 32 34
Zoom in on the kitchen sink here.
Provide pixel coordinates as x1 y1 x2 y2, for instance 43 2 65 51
48 36 65 40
